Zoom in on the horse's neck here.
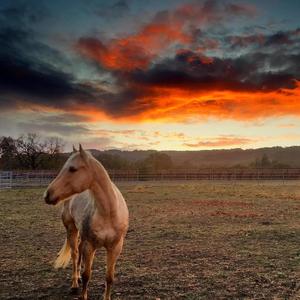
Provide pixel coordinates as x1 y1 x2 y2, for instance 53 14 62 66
89 159 118 218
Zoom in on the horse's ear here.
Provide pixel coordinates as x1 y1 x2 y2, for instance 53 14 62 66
79 144 88 161
72 145 78 153
79 144 84 152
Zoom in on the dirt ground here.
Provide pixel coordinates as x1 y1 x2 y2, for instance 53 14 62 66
1 181 300 299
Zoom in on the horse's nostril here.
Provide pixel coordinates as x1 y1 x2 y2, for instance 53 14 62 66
44 190 50 203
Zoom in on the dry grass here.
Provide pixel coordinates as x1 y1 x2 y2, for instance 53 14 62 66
1 181 300 299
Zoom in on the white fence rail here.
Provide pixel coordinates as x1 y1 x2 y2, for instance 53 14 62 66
1 168 300 189
0 171 56 189
0 171 13 189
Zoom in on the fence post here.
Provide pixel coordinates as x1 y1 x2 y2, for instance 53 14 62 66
9 171 13 189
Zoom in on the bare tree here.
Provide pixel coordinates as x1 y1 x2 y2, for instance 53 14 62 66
15 133 64 169
16 133 46 169
0 136 17 169
45 137 65 168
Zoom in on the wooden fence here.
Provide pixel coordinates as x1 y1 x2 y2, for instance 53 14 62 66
1 168 300 189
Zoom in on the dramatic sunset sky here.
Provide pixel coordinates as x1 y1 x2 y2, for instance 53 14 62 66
1 0 300 151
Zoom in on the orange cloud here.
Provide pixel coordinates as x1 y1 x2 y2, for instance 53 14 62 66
23 79 300 124
278 123 296 128
184 135 255 148
77 18 190 71
130 81 300 122
72 2 288 124
76 1 255 71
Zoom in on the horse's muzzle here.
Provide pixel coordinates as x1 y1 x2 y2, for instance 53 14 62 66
44 190 59 205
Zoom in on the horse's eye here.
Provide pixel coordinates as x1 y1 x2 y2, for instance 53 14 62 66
69 166 77 173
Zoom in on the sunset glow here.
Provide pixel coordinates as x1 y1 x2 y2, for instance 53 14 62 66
1 0 300 150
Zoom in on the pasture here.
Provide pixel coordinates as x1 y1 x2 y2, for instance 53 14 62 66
1 181 300 299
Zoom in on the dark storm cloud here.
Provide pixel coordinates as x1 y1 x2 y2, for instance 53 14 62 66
0 24 102 111
1 53 75 100
0 1 136 116
0 3 75 108
0 1 108 112
0 26 147 117
0 50 99 110
0 20 139 116
127 49 298 93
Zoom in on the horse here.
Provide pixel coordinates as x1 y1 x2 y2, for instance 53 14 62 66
43 144 129 300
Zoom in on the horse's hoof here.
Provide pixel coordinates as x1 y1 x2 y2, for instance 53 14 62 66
70 287 80 295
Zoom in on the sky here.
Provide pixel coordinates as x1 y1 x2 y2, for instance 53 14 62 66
0 0 300 151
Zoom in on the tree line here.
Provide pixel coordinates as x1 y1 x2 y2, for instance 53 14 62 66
0 133 291 171
249 153 290 169
0 133 65 170
0 134 174 171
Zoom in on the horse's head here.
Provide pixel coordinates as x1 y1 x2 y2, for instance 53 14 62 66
44 144 93 205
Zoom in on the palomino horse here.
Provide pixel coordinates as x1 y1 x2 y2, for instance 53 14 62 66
44 145 129 300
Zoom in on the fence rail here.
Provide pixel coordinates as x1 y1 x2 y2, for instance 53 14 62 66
1 168 300 189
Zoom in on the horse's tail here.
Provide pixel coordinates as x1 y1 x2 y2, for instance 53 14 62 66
54 239 71 269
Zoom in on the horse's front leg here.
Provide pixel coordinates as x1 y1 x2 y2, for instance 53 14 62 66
104 237 124 300
81 242 95 300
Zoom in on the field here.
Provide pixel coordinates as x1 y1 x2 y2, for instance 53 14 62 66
1 181 300 299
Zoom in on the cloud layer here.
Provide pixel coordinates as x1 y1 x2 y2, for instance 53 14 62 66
0 0 300 126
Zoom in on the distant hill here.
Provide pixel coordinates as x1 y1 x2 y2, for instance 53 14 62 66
88 146 300 168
